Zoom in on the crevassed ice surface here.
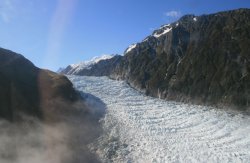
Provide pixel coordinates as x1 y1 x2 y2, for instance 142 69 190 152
68 75 250 163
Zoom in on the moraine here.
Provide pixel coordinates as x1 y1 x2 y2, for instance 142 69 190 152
69 75 250 163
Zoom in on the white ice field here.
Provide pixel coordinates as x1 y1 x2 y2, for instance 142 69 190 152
69 75 250 163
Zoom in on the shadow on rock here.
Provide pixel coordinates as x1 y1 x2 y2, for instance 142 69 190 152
79 91 106 119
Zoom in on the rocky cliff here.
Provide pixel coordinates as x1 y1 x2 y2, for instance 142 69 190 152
62 8 250 108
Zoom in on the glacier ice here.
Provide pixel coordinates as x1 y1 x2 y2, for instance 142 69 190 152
69 75 250 163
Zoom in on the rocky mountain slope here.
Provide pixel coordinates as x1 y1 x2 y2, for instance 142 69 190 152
0 47 103 121
61 8 250 108
0 48 106 162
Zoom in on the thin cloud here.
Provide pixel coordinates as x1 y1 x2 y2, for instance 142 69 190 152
164 10 182 18
0 0 14 23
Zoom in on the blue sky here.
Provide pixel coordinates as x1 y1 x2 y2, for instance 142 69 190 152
0 0 249 71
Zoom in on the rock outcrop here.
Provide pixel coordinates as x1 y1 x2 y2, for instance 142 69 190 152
62 8 250 108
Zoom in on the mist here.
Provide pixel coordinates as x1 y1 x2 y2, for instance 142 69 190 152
0 91 106 163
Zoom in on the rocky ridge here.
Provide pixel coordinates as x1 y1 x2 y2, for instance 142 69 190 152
61 8 250 108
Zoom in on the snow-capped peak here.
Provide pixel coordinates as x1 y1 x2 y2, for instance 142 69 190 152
69 54 114 74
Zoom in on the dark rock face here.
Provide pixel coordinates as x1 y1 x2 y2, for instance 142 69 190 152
116 9 250 106
0 48 85 121
62 9 250 108
114 8 250 107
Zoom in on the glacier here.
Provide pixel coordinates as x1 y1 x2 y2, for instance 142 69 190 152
69 75 250 163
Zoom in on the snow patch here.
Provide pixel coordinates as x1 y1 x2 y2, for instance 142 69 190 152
193 17 197 22
153 27 172 38
125 44 137 53
160 24 171 29
142 37 149 42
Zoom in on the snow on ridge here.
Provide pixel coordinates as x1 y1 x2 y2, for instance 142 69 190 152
125 44 137 53
151 23 173 38
160 24 171 29
141 23 178 43
68 54 114 74
193 17 197 22
142 37 149 42
153 27 172 38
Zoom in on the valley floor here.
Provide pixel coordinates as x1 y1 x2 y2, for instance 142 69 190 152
69 75 250 163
